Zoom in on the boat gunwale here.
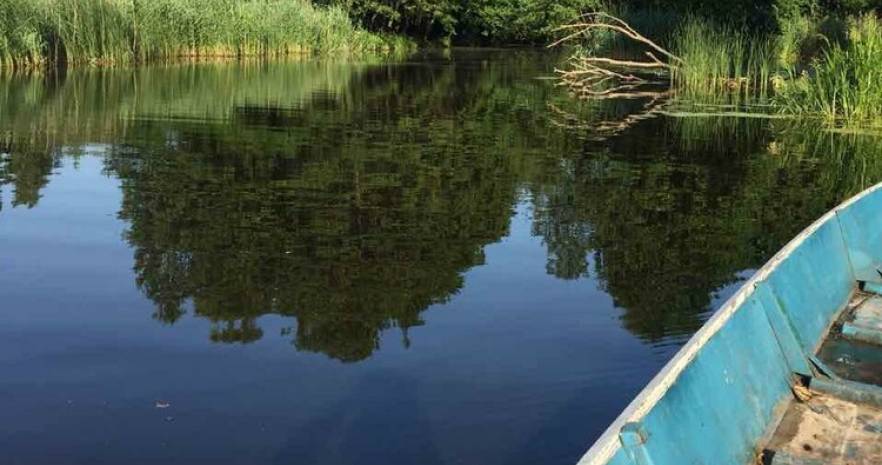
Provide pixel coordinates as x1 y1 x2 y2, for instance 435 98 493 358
576 181 882 465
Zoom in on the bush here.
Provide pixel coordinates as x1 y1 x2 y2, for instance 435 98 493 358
777 14 882 122
776 14 849 70
459 0 600 44
672 18 778 96
330 0 459 40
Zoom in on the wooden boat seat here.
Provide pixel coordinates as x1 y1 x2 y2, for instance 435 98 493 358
842 294 882 345
763 290 882 464
765 393 882 465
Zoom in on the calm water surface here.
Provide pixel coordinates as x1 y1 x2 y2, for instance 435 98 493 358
2 50 882 465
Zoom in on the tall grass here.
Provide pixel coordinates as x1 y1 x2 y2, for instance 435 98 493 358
672 19 778 98
0 0 410 68
0 0 46 67
776 14 882 124
559 9 882 125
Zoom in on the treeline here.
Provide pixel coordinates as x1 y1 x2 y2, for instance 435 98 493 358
325 0 882 44
3 0 879 68
321 0 599 44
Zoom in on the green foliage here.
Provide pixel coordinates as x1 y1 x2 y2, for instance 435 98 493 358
819 0 882 13
332 0 459 39
773 0 821 24
0 0 410 68
0 0 46 66
777 14 882 123
562 6 882 124
778 15 821 70
672 19 779 97
330 0 840 43
458 0 599 44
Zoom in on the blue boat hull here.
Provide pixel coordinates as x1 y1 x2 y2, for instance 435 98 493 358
578 182 882 465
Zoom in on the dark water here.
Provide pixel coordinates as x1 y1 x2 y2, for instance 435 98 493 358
1 49 881 465
821 336 882 387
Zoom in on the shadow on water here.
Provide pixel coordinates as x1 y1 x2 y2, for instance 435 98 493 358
3 49 882 358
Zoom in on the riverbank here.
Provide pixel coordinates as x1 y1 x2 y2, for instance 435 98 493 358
0 0 412 69
556 11 882 126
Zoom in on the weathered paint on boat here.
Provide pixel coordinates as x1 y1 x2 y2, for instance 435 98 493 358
576 182 882 465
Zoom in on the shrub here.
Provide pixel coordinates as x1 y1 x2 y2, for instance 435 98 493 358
777 14 882 122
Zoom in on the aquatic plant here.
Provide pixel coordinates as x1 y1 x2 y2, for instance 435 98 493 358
0 0 410 69
0 0 46 67
550 13 780 105
671 19 778 97
553 9 882 125
776 14 882 124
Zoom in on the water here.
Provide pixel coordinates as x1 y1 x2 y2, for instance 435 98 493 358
1 49 881 465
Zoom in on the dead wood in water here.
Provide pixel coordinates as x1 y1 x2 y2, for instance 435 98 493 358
550 12 681 101
548 13 785 129
550 12 682 64
547 90 673 141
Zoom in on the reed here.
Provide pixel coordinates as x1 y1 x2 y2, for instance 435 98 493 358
0 0 46 67
672 19 778 98
0 0 409 69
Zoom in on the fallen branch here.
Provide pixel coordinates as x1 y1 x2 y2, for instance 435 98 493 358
550 12 683 64
550 11 682 102
580 56 673 70
547 91 673 141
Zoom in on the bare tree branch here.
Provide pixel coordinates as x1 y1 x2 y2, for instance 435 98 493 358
549 12 683 64
550 11 682 103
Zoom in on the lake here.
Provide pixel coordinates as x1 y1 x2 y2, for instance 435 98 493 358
1 49 881 465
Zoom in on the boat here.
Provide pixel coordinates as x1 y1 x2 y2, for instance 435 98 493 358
576 182 882 465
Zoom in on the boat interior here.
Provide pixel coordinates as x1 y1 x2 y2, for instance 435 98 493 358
764 289 882 465
576 186 882 465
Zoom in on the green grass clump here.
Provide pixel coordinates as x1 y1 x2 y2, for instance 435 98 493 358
0 0 46 67
777 14 882 123
0 0 411 68
50 0 134 65
672 19 778 97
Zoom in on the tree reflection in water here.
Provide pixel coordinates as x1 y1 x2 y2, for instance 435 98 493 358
2 51 882 360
